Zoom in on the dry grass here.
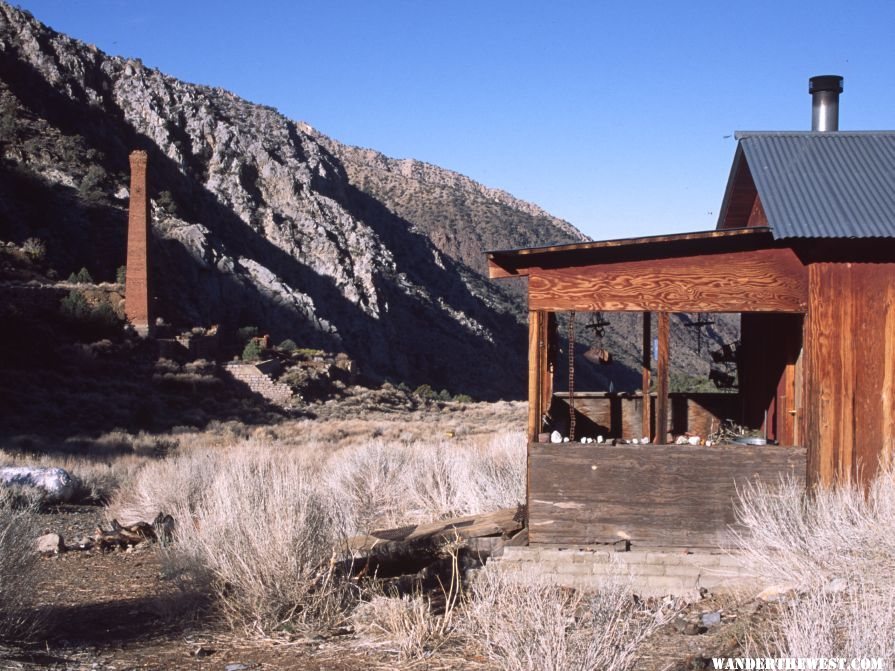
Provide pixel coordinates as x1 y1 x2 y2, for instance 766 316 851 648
104 424 525 637
734 469 895 589
735 466 895 659
462 568 673 671
0 494 44 641
747 578 895 661
352 593 453 661
1 400 696 664
163 448 353 635
326 431 525 532
0 448 146 504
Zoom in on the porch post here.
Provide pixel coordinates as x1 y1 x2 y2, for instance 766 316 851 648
540 313 555 417
656 312 670 443
528 310 546 442
642 312 652 440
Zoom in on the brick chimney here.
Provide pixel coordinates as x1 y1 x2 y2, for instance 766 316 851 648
125 150 151 335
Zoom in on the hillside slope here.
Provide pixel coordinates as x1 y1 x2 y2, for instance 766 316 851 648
0 3 592 399
0 3 737 400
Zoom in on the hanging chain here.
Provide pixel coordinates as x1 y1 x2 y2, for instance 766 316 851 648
568 311 576 441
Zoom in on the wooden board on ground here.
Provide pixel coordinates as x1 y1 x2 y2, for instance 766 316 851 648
347 507 523 556
528 442 806 548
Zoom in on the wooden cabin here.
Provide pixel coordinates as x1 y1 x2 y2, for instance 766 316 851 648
488 127 895 549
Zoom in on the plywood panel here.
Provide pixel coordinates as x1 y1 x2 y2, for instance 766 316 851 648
528 248 807 313
528 443 806 547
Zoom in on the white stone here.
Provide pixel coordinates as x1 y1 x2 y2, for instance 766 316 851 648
675 435 688 445
35 533 64 555
824 577 848 594
563 437 570 443
641 436 650 444
0 467 76 502
631 438 640 444
688 436 701 445
597 435 604 444
756 583 798 602
550 431 562 444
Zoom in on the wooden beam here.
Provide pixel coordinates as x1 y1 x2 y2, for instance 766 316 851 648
641 312 652 440
527 310 544 442
540 313 556 415
488 256 530 279
528 247 807 313
656 312 670 444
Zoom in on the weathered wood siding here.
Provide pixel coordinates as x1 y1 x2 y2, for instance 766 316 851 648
529 443 806 547
552 392 739 440
804 263 895 485
670 393 741 438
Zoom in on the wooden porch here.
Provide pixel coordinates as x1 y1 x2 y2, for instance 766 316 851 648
528 441 806 548
492 229 813 549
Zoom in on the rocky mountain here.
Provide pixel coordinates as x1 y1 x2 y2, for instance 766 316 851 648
0 3 737 400
0 3 591 399
313 139 585 279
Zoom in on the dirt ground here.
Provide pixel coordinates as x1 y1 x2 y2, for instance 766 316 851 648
1 505 768 671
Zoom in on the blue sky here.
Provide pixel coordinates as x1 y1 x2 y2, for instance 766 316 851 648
13 0 895 240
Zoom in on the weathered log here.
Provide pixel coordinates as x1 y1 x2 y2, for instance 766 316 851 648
91 512 175 551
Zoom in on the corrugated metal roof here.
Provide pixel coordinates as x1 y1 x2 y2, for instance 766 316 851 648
736 132 895 238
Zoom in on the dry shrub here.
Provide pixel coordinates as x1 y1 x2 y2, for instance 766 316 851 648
0 494 44 641
110 426 525 636
735 466 895 659
105 449 219 525
352 594 450 661
406 430 525 518
462 568 672 671
734 468 895 589
325 440 413 532
123 448 353 635
325 431 525 532
748 579 895 661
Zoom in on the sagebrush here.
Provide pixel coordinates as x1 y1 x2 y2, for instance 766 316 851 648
735 466 895 659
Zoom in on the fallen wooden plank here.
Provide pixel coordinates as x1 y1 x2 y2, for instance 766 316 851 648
347 507 523 556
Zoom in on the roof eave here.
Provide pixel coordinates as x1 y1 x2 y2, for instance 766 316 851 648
487 226 774 279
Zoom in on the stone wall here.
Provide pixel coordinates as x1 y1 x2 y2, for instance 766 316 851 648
223 361 295 407
488 545 760 598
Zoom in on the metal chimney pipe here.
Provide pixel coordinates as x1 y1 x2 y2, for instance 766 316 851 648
809 75 843 131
